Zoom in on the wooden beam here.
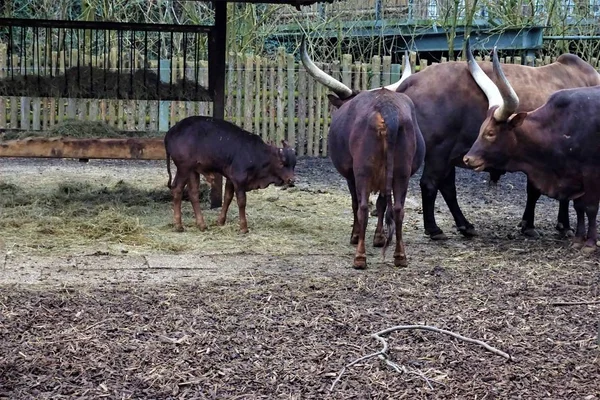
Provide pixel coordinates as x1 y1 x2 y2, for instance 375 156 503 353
0 137 166 160
208 1 227 209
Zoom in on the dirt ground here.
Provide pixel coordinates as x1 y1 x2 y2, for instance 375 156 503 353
0 157 599 399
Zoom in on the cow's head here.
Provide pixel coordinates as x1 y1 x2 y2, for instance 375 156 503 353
269 140 296 187
300 36 412 109
463 43 527 171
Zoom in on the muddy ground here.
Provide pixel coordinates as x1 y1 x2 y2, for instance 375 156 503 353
0 157 599 399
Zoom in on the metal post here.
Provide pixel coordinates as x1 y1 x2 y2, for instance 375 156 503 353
208 1 227 209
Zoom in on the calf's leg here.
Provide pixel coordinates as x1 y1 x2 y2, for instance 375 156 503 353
556 200 573 237
520 180 541 238
217 179 235 226
188 171 207 231
235 189 249 234
420 163 448 241
373 193 387 247
171 170 189 232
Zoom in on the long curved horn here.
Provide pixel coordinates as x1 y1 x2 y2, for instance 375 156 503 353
466 39 504 112
384 51 412 91
300 36 353 99
491 47 519 121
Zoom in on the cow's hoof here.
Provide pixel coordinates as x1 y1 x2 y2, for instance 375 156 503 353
373 233 386 248
217 218 226 226
427 230 448 241
582 245 597 254
197 224 208 232
457 225 477 237
556 225 575 238
174 225 184 232
353 255 367 269
239 228 249 234
571 239 585 250
350 234 359 245
394 254 408 268
521 227 540 239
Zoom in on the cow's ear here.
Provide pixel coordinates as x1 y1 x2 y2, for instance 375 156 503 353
327 94 346 109
508 112 527 128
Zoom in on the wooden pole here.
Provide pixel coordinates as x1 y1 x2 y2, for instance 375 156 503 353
209 1 227 209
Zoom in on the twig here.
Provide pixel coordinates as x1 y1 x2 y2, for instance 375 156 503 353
550 300 600 306
330 324 511 391
374 325 512 360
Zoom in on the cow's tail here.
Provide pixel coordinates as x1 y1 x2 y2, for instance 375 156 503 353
166 149 173 189
378 104 400 259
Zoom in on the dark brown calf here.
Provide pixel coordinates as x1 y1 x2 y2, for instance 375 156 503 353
164 116 296 233
464 48 600 251
329 88 425 269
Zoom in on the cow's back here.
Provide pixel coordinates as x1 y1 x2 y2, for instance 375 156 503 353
165 116 266 172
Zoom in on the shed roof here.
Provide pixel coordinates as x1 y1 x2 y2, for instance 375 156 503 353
195 0 339 9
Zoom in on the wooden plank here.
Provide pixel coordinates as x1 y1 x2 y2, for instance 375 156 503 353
360 63 368 91
21 97 30 130
353 61 361 91
32 98 41 130
0 44 6 129
268 65 275 142
118 100 125 130
286 53 295 148
244 53 253 131
254 56 262 136
276 48 285 145
0 138 166 160
321 90 329 157
260 60 268 142
382 56 391 86
314 80 322 157
297 63 307 156
235 53 243 126
371 56 381 89
137 100 147 132
342 54 352 88
10 97 18 129
225 52 235 119
307 73 315 156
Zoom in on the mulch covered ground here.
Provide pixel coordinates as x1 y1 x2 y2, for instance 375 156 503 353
1 260 598 399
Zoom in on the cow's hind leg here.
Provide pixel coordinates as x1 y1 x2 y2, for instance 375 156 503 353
420 164 448 240
188 171 207 231
556 200 574 238
353 176 370 269
582 201 598 253
392 175 410 267
217 179 235 227
346 176 360 245
571 199 586 249
171 169 189 232
373 193 387 247
439 167 476 237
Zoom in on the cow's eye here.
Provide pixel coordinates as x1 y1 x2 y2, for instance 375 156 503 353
484 131 496 140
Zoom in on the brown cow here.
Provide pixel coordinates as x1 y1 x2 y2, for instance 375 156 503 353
463 47 600 251
165 116 296 233
328 88 425 269
301 37 600 240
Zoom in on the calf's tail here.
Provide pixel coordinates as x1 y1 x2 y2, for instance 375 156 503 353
378 105 400 258
166 150 173 189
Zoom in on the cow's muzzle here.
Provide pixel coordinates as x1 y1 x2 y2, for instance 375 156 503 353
463 155 485 172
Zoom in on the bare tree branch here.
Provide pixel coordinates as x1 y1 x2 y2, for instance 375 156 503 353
331 324 511 391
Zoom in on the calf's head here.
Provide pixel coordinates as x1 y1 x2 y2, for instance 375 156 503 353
269 140 296 187
463 44 528 171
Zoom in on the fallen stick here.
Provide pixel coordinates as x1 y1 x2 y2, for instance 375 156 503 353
331 324 511 391
550 300 600 306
